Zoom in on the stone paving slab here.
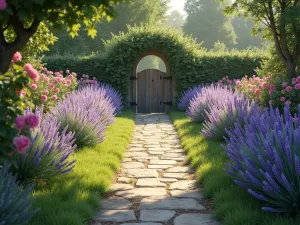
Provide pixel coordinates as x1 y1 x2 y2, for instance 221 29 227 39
122 162 145 169
136 178 166 187
101 198 132 209
170 190 204 200
121 223 162 225
140 209 175 222
149 160 177 165
115 188 167 198
123 169 158 178
95 210 136 222
169 180 197 190
163 173 189 179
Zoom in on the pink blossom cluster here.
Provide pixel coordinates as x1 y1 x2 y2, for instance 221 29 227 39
13 114 39 154
78 74 99 88
216 76 235 86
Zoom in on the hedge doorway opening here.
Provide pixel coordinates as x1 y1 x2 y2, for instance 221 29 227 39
131 54 172 113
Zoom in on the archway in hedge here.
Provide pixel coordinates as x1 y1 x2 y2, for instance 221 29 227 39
102 25 203 111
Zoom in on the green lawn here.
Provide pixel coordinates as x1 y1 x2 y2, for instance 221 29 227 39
169 110 300 225
28 110 135 225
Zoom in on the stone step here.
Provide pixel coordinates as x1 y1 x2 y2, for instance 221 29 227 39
115 188 166 198
94 210 136 222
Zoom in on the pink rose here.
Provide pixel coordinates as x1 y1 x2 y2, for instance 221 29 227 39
26 114 39 128
282 82 288 87
43 90 49 95
55 88 60 93
72 73 77 77
263 82 268 88
13 135 31 153
66 80 71 85
40 73 46 79
24 63 33 72
286 86 292 92
66 70 70 73
296 76 300 83
255 89 260 96
281 89 285 94
48 83 54 89
295 83 300 90
269 84 275 90
27 68 39 83
44 77 49 82
258 85 262 89
64 84 68 88
12 51 22 62
52 95 58 100
285 100 291 105
280 97 285 102
269 100 272 105
0 0 7 10
54 80 59 84
67 75 73 80
41 95 47 101
55 72 61 77
30 84 38 90
14 116 27 130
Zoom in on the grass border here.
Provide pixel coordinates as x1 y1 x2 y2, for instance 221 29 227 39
28 110 135 225
169 110 300 225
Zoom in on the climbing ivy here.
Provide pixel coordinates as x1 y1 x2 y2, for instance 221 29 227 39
44 25 268 102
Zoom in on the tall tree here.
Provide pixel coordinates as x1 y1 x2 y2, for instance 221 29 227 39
0 0 124 73
232 16 263 49
222 0 300 79
49 0 170 56
183 0 236 49
164 10 185 30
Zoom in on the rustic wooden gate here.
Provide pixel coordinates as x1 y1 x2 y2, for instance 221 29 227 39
130 69 172 113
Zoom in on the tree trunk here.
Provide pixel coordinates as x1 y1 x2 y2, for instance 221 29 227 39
286 61 297 79
0 47 14 74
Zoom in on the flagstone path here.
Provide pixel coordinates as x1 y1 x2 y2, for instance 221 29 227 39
92 114 220 225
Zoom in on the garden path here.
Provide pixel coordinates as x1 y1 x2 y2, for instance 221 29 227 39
93 114 220 225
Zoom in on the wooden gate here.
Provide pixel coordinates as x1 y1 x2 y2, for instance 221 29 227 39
131 69 172 113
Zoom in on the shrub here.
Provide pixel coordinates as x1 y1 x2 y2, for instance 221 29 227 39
99 82 123 114
49 86 115 147
0 163 38 225
223 105 300 213
25 67 77 112
177 85 202 111
186 84 232 122
11 107 76 182
201 93 262 141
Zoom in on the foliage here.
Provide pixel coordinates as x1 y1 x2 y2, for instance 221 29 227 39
11 107 76 182
47 0 170 56
0 163 38 225
26 67 77 112
48 86 115 148
170 110 300 224
163 10 185 30
0 0 125 73
0 61 34 157
201 92 262 141
183 0 237 49
224 105 300 213
235 73 300 114
187 84 232 122
44 25 267 104
223 0 300 78
28 111 135 225
177 85 202 111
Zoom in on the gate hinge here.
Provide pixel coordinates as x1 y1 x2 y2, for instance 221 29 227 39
162 76 172 80
163 102 172 106
130 102 137 106
130 76 137 80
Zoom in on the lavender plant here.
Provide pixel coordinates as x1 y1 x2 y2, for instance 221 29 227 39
223 105 300 213
0 163 39 225
99 83 123 114
187 85 232 122
49 86 115 147
201 93 262 141
177 85 202 111
12 107 76 181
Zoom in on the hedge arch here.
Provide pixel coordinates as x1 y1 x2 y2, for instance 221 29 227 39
102 25 204 106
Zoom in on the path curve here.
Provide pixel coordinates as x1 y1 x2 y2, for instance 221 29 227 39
93 114 220 225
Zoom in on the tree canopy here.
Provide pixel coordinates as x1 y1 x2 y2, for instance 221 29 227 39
183 0 237 49
223 0 300 78
0 0 125 73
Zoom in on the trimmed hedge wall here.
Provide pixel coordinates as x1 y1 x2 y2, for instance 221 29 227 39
43 25 268 101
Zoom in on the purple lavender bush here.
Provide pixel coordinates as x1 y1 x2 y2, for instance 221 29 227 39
187 84 232 122
99 83 123 114
49 86 115 147
12 107 76 181
201 93 262 141
0 163 39 225
177 85 202 111
224 104 300 213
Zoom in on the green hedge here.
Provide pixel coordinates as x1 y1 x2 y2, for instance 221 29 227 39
43 25 268 101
